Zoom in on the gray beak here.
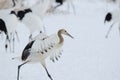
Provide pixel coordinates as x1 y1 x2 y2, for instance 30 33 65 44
67 33 74 39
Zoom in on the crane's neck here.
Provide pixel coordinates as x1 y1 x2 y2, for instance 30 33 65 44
58 31 64 44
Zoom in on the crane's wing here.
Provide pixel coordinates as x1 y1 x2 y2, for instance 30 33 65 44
32 33 63 61
21 32 47 61
22 33 63 62
42 34 63 62
21 40 35 61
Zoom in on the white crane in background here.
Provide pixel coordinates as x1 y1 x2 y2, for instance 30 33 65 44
8 0 54 41
10 8 46 40
0 9 19 52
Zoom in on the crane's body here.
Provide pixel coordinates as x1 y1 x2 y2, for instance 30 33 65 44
16 29 73 80
22 34 62 62
20 11 45 34
11 8 45 39
0 9 18 33
0 9 19 52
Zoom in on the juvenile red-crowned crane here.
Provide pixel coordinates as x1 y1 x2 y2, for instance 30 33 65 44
16 29 73 80
10 7 45 40
104 9 120 38
0 9 19 52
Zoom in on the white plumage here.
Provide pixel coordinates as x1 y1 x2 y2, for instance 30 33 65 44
0 10 18 34
26 33 61 62
16 29 73 80
19 12 45 39
0 9 19 52
11 8 45 40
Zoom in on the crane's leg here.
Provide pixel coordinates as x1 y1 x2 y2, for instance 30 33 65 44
17 61 29 80
44 67 53 80
5 35 8 52
42 63 53 80
105 23 115 38
12 33 15 53
9 33 14 53
10 33 13 53
15 31 20 42
5 42 8 52
5 34 11 53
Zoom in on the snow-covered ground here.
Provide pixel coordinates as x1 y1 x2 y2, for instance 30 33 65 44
0 0 120 80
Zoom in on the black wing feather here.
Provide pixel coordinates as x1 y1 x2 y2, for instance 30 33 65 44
56 0 63 4
24 8 32 13
17 8 32 20
21 40 35 61
0 19 7 35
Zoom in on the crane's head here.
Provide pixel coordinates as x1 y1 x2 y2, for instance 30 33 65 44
59 29 74 39
104 12 112 24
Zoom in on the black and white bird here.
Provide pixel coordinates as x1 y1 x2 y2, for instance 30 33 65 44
11 7 45 40
104 9 120 38
15 29 73 80
0 9 19 52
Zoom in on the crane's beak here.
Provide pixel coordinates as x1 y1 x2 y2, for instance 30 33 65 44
67 33 74 39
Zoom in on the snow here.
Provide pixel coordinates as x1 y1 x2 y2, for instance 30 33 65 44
0 0 120 80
